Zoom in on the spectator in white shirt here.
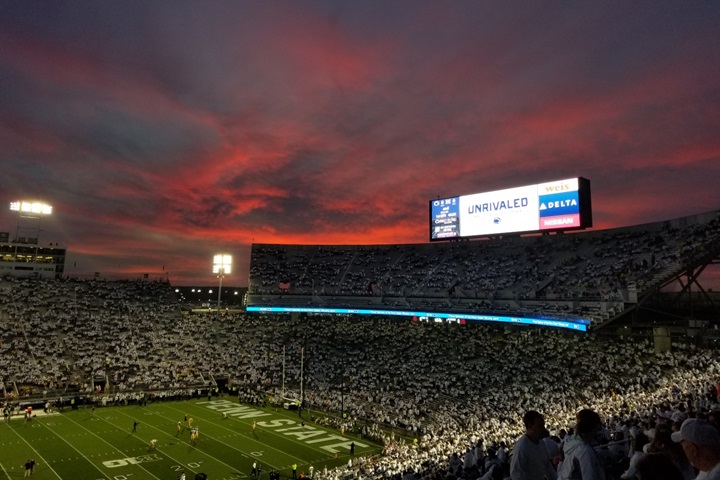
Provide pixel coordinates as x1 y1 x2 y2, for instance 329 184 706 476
511 410 557 480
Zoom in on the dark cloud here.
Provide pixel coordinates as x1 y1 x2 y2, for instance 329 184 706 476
176 197 236 229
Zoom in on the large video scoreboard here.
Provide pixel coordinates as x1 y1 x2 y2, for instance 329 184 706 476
430 177 592 241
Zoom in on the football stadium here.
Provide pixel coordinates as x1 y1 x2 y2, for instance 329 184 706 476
1 178 720 480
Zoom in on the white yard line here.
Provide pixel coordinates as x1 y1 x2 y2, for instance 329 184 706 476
5 423 63 479
163 402 311 463
0 462 11 480
110 409 250 477
56 414 163 480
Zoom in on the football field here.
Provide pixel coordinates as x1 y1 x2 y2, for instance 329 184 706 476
0 398 381 480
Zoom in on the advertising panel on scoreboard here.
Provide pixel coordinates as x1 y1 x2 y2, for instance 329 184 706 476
430 177 591 240
430 197 460 239
539 191 580 217
459 184 539 237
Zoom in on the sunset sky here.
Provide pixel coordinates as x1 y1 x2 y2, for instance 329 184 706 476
1 2 719 286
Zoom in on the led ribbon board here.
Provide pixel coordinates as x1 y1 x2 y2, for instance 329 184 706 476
246 306 589 332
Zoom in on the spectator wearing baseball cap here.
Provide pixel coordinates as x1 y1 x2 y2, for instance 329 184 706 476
671 418 720 480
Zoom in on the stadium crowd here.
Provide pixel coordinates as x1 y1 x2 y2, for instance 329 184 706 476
1 276 719 480
247 211 720 327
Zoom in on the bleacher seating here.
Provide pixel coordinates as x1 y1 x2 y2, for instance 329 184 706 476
247 210 720 327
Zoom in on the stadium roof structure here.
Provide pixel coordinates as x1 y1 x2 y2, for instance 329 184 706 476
246 210 720 333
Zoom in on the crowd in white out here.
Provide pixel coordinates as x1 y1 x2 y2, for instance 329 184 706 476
0 277 719 479
248 211 720 326
264 315 720 480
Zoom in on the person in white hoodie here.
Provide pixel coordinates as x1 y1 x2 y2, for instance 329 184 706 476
557 409 606 480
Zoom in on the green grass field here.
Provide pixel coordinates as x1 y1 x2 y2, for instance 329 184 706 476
0 398 381 480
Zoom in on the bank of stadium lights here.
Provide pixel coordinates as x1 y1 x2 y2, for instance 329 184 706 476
10 200 53 246
10 201 53 215
213 254 232 316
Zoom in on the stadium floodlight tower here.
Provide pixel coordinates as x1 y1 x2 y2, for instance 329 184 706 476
10 200 52 244
212 254 232 317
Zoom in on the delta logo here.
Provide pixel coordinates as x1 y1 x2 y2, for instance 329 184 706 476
538 191 580 218
539 198 578 210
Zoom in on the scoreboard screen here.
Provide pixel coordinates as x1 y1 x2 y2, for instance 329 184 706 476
430 177 592 240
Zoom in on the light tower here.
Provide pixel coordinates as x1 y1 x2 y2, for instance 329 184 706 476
5 201 64 279
212 254 232 316
10 200 52 244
